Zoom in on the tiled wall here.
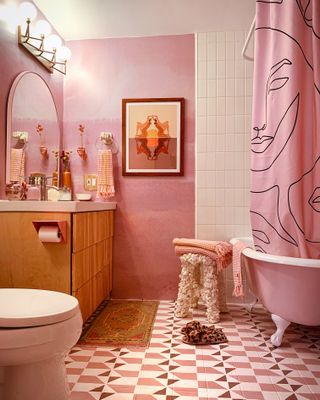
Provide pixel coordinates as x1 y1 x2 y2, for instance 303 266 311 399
196 31 254 304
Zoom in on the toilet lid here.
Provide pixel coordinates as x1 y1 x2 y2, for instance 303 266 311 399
0 288 80 328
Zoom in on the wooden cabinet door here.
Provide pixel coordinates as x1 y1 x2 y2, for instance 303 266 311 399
72 210 114 322
0 212 71 294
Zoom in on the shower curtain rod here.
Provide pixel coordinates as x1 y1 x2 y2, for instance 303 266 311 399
242 16 255 61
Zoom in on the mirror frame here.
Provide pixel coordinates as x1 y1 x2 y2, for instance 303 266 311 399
6 71 61 185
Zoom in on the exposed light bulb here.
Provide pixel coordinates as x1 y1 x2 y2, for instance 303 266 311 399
56 46 72 61
34 20 52 37
18 2 37 22
1 4 19 33
45 34 62 51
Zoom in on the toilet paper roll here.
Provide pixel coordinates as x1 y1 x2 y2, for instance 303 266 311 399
38 226 62 243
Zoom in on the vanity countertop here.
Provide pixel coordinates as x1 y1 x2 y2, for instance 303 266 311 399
0 200 117 213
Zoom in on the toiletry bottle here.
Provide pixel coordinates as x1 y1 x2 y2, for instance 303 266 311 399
53 159 58 187
27 176 39 200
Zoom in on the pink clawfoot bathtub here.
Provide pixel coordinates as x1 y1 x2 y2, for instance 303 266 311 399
231 237 320 346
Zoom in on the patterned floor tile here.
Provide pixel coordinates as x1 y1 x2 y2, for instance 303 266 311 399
67 302 320 400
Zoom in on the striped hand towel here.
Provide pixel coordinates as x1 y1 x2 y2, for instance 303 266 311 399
10 148 25 182
232 241 249 297
97 149 115 199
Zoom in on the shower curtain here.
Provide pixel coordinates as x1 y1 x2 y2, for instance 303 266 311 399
251 0 320 258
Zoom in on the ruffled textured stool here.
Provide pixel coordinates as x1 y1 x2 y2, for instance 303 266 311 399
173 239 232 324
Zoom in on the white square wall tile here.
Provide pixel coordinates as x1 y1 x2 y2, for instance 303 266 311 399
197 79 207 97
197 225 215 240
217 80 226 97
197 171 207 188
226 97 235 115
216 31 226 42
226 31 235 42
207 79 217 98
215 170 226 188
226 59 235 78
215 189 225 206
197 40 207 61
197 134 207 153
197 206 215 224
215 134 226 152
207 41 216 61
215 152 225 170
216 97 226 115
207 98 217 116
197 116 207 134
216 116 226 134
217 41 226 60
226 41 235 60
207 31 216 42
226 115 235 133
207 115 217 134
197 61 207 80
235 59 245 78
197 32 207 43
207 60 216 80
217 60 226 79
197 98 207 116
226 79 235 97
235 78 245 97
206 135 216 151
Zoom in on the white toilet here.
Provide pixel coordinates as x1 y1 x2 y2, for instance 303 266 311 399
0 288 83 400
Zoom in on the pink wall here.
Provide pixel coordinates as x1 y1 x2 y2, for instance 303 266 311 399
0 0 64 197
64 35 195 300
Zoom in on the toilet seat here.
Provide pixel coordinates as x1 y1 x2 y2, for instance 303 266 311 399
0 288 79 328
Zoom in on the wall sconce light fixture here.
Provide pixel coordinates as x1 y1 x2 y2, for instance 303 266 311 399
17 2 71 75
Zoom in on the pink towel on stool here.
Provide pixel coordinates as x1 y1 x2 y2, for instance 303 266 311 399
173 239 232 272
232 241 249 297
97 149 115 199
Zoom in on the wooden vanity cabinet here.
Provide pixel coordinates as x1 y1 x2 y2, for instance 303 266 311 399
72 211 113 321
0 210 114 322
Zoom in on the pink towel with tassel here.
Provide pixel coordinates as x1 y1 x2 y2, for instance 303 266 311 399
232 241 249 297
173 238 232 272
97 149 115 199
10 148 25 182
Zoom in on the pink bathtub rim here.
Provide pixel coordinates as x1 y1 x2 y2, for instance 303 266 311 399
230 237 320 268
230 236 320 346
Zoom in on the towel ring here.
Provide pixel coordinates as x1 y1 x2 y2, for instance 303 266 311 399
95 132 118 154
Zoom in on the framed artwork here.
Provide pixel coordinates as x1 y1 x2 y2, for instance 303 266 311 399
122 98 184 176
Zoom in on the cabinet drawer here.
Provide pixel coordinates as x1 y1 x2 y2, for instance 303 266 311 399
72 247 93 290
73 211 114 252
73 280 92 323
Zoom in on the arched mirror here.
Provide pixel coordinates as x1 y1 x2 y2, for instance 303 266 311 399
6 71 60 185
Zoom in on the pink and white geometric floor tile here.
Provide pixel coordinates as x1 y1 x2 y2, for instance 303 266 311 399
67 302 320 400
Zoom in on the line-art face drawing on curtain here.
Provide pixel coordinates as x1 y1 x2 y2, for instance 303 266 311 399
135 115 170 160
250 0 320 258
251 58 300 171
296 0 320 38
289 156 320 243
251 185 298 254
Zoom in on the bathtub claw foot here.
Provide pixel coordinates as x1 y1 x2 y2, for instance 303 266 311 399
271 314 290 347
245 296 258 313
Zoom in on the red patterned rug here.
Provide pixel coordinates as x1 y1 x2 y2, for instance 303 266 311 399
78 300 159 347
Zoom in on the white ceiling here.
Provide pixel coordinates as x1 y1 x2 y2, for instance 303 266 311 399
33 0 255 41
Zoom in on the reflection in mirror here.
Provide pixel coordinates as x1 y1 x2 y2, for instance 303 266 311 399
6 71 60 186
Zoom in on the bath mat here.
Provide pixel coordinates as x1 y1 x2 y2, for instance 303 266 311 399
78 300 159 347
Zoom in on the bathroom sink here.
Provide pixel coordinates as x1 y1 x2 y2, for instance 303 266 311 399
0 200 117 212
